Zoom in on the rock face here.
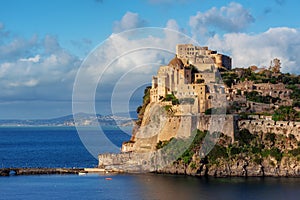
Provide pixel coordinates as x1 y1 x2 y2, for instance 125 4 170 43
153 156 300 178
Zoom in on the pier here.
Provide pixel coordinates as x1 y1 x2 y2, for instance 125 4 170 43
0 168 86 176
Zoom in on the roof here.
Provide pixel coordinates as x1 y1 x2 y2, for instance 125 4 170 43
168 55 184 69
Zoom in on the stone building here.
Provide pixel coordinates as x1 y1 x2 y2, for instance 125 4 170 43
176 44 232 70
231 80 293 106
149 55 225 114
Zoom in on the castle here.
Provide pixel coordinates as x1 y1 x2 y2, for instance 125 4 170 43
120 44 299 153
121 44 232 153
150 44 230 114
176 44 232 71
99 44 300 172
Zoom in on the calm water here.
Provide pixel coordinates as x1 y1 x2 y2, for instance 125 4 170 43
0 126 131 168
0 126 300 200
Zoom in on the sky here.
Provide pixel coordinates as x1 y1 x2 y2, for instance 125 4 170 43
0 0 300 119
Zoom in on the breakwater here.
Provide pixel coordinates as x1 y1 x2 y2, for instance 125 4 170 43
0 168 86 176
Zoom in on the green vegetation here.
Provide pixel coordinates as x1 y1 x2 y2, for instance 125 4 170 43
272 106 300 121
269 147 283 161
289 147 300 157
178 130 207 164
164 105 172 112
207 145 228 163
265 132 276 142
245 91 279 104
164 93 179 105
221 72 238 87
286 85 300 108
174 126 298 168
156 138 174 149
136 86 151 126
236 129 255 146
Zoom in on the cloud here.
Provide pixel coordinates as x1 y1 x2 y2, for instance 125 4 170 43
189 2 255 37
113 12 148 33
9 79 39 88
0 35 38 61
0 32 80 103
166 19 180 31
206 27 300 74
73 24 197 115
19 55 41 63
44 35 61 53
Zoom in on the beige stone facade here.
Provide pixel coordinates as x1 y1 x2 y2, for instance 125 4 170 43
176 44 232 70
231 80 293 106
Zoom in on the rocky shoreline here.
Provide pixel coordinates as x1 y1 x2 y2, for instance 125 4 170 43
155 157 300 178
1 165 300 178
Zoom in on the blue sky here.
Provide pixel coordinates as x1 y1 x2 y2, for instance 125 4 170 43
0 0 299 119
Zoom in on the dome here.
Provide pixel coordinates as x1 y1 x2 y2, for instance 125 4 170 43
168 55 184 69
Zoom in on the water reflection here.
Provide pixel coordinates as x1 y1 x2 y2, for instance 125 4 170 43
134 174 300 200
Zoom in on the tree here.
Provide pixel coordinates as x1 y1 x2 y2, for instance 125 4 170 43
270 58 281 73
272 106 299 121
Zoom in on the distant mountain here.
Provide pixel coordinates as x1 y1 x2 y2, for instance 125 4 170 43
0 113 136 127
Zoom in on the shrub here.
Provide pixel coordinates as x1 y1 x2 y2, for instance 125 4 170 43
253 156 263 165
230 147 241 155
265 133 276 143
190 162 197 169
208 145 228 162
270 147 282 161
289 148 300 157
261 149 270 158
156 138 174 149
164 105 172 112
236 129 255 145
272 106 299 121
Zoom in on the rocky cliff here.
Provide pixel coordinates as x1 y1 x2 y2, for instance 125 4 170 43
155 130 300 177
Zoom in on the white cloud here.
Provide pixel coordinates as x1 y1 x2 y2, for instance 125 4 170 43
9 79 39 88
113 12 147 33
0 34 80 102
206 27 300 74
44 35 60 53
19 54 41 63
166 19 180 31
189 2 255 37
0 35 38 61
73 25 197 114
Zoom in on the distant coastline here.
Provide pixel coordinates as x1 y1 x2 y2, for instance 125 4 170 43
0 113 135 127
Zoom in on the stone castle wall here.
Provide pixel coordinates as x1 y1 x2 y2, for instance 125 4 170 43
239 119 300 140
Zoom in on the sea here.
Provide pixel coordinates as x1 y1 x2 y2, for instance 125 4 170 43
0 126 300 200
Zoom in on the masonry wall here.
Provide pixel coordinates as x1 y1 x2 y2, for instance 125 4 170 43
239 119 300 140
